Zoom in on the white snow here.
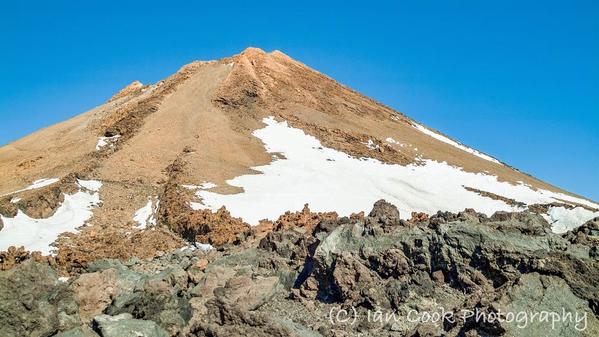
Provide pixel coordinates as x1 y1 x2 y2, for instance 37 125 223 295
77 179 102 192
179 242 214 252
0 181 102 255
95 135 121 151
363 139 380 150
412 122 502 165
2 178 60 197
27 178 60 190
182 182 217 190
193 117 599 232
133 198 159 229
200 182 217 189
58 276 70 283
542 206 599 234
10 197 21 203
184 183 218 210
385 137 401 145
195 242 214 251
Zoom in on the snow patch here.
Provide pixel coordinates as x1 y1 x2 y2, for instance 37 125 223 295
412 122 501 164
10 197 21 203
196 242 214 251
542 206 599 234
199 182 217 189
133 198 159 229
0 181 102 255
180 242 214 252
95 135 121 151
385 137 400 145
27 178 60 190
363 139 380 150
195 117 598 232
184 183 218 210
3 178 60 197
182 182 217 190
77 179 102 192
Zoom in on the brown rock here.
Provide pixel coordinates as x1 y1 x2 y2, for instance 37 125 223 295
273 203 338 233
431 270 445 283
72 268 119 323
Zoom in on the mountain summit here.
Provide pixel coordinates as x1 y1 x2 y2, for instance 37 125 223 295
0 48 597 256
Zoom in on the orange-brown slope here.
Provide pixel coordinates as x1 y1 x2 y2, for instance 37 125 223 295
212 47 577 196
0 47 591 223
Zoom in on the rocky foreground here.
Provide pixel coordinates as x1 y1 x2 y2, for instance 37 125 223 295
1 201 598 337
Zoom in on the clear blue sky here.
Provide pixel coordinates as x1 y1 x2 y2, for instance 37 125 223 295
1 1 597 200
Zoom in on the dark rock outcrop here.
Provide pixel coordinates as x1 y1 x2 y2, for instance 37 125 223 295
1 200 598 336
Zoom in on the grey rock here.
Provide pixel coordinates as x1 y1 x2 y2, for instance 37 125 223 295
93 314 169 337
368 199 400 224
2 200 598 337
105 265 192 334
54 326 99 337
0 260 78 337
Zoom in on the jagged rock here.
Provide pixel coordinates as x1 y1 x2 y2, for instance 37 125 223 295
189 303 301 337
54 326 99 337
73 268 120 323
331 252 386 306
367 199 400 225
93 313 169 337
0 202 598 337
104 265 192 335
493 273 599 337
564 216 599 245
0 245 54 271
367 248 411 279
0 260 80 337
214 274 282 311
259 228 318 262
272 204 338 232
0 197 17 218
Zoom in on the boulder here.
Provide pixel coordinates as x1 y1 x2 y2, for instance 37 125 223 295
93 313 169 337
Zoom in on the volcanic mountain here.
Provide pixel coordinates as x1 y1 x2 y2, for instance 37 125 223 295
0 47 597 258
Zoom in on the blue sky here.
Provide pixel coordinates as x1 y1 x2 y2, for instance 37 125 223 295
1 1 597 200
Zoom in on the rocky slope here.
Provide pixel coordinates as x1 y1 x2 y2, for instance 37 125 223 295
2 201 598 337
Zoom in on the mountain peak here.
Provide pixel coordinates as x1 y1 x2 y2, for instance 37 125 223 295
1 49 598 261
239 46 267 55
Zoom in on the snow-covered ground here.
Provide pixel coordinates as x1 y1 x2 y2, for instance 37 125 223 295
179 242 214 252
0 179 102 255
133 197 159 229
196 117 599 232
183 183 218 210
183 182 217 190
542 206 598 234
385 137 402 146
412 122 502 165
1 178 60 197
363 139 380 150
95 135 121 151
